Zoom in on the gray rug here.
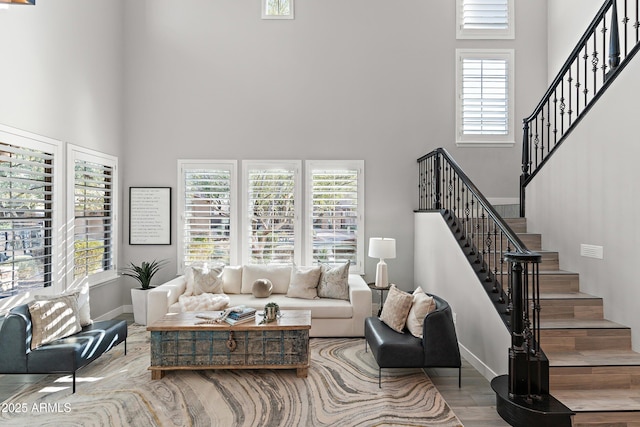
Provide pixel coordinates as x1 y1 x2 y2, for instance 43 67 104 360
0 325 462 426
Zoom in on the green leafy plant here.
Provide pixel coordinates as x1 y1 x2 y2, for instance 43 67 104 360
121 259 167 290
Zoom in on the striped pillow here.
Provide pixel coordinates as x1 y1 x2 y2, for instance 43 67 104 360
28 294 82 350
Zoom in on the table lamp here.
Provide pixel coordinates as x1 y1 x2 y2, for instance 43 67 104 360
368 237 396 288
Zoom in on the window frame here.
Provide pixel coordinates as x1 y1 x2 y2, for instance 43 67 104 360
66 145 118 288
305 160 364 274
261 0 294 20
0 124 64 299
177 160 238 273
456 49 515 147
456 0 514 40
241 160 301 266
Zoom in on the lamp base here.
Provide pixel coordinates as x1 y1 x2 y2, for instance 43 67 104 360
375 260 389 288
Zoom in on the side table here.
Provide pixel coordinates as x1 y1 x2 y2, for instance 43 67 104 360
367 283 392 316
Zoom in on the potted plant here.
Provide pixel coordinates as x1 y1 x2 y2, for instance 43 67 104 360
261 301 280 324
122 259 167 325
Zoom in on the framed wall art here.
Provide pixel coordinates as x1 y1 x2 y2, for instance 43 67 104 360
129 187 172 245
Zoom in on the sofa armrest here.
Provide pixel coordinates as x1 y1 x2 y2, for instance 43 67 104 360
147 276 187 325
422 298 461 368
348 274 372 336
0 305 30 373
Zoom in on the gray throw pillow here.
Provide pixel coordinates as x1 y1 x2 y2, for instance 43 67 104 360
317 260 350 300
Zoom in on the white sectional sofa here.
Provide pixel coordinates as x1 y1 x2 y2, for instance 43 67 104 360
147 264 372 337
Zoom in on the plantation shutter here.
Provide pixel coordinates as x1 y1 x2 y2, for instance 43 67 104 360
310 168 360 268
461 57 509 135
182 166 233 267
73 159 114 279
461 0 509 31
246 166 297 264
0 142 54 294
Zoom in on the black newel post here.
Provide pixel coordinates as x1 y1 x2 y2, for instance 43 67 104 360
508 259 528 398
608 1 621 74
520 121 530 218
434 153 442 210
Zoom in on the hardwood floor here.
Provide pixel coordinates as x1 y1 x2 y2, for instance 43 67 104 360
426 362 510 427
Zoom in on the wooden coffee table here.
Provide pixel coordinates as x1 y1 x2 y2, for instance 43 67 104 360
147 310 311 380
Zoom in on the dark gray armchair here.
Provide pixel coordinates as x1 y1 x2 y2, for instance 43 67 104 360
364 293 461 387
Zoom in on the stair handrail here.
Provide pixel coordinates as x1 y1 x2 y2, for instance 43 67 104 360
521 0 640 216
418 148 530 254
418 147 549 404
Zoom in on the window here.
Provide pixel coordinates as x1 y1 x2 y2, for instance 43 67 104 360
178 161 237 270
242 161 301 265
456 0 514 39
456 49 515 147
306 161 364 273
0 127 63 298
262 0 294 20
177 159 364 274
67 146 118 286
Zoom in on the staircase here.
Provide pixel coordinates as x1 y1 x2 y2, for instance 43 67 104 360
506 216 640 427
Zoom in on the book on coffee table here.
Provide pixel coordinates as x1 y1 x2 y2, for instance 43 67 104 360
227 306 257 320
225 315 256 326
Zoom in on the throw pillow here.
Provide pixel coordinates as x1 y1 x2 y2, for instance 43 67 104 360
35 281 92 327
286 265 321 300
241 265 291 294
28 294 82 350
317 260 350 300
379 284 413 333
191 265 224 295
221 265 243 294
406 287 437 338
252 279 273 298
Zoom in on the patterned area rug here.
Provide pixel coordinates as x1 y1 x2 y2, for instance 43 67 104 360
0 325 462 427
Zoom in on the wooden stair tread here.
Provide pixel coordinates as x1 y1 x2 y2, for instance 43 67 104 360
538 292 601 300
552 389 640 412
538 269 579 275
540 319 628 329
547 349 640 366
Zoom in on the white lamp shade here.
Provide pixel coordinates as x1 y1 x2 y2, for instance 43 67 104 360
368 237 396 260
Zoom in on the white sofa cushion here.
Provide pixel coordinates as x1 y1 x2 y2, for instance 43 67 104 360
241 265 291 294
229 294 353 319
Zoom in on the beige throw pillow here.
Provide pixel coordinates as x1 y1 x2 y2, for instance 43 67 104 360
286 265 321 300
221 265 243 294
28 294 82 350
35 281 92 327
379 285 413 333
406 287 437 338
317 261 350 300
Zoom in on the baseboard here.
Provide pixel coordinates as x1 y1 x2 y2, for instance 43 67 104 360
94 305 132 321
459 342 500 381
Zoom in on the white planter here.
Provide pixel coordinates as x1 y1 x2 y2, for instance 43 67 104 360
131 288 150 325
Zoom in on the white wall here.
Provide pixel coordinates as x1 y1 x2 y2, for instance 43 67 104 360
415 212 510 379
547 0 603 79
526 50 640 350
122 0 548 294
0 0 125 318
